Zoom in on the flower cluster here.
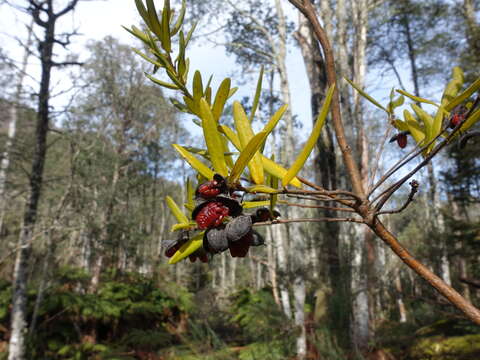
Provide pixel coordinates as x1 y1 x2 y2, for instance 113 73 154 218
164 174 279 262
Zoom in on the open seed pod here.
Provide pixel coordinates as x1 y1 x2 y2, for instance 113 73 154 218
204 226 229 254
195 174 227 199
226 215 252 242
229 233 251 257
189 248 210 263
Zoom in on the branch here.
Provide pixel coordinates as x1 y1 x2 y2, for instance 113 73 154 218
375 180 419 216
371 220 480 325
253 217 365 226
54 0 80 19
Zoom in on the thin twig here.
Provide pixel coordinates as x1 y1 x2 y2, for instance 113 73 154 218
280 201 355 212
253 217 365 226
375 180 419 216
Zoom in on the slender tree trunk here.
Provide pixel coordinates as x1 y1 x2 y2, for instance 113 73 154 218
9 15 56 360
273 223 292 318
0 21 33 234
266 226 281 306
394 269 408 323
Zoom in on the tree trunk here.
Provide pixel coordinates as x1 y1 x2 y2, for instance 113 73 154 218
9 13 56 360
0 21 33 234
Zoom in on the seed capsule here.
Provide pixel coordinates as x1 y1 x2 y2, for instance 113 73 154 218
250 230 265 246
204 226 229 253
226 215 252 242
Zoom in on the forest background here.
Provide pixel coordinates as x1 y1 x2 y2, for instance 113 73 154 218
0 0 479 359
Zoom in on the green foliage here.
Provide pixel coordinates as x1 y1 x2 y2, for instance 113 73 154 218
230 288 290 343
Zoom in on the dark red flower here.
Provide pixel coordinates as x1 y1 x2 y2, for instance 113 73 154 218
194 201 230 229
195 174 227 199
449 105 468 129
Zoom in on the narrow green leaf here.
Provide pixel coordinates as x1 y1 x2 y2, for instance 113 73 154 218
228 87 238 98
250 66 264 122
161 0 172 52
145 0 162 36
242 201 271 209
246 185 279 194
171 222 196 232
132 48 164 68
396 89 440 108
185 22 197 47
171 0 186 36
212 78 231 122
262 104 287 134
168 231 204 264
233 101 264 184
282 84 334 186
229 131 269 183
345 77 388 113
387 95 405 113
403 110 425 145
123 26 149 44
186 178 195 211
134 0 150 27
199 98 229 177
220 134 234 169
445 77 480 112
459 108 480 132
220 125 301 187
166 196 189 224
145 73 178 90
411 104 433 143
393 119 409 131
193 70 203 101
172 144 215 179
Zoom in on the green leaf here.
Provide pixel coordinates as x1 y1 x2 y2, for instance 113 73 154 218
185 22 197 48
169 231 204 264
242 201 271 209
123 26 150 44
229 131 269 183
345 77 388 113
212 78 231 122
145 0 162 37
228 87 238 98
460 108 480 132
134 0 150 27
145 73 178 90
282 84 334 186
250 66 264 122
166 196 189 224
171 0 186 36
403 110 425 146
193 70 203 101
220 125 301 187
246 185 279 194
199 98 229 177
411 104 433 143
445 77 480 112
171 222 196 232
393 119 409 131
186 178 195 211
161 0 172 52
387 95 405 113
172 144 215 179
132 48 164 68
262 104 287 134
233 101 264 184
396 89 440 108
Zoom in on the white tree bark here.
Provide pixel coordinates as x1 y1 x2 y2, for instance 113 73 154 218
0 21 33 233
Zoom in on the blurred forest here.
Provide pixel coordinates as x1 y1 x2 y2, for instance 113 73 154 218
0 0 480 359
